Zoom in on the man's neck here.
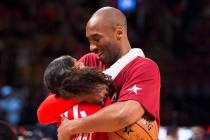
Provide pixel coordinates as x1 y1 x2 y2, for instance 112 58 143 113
118 39 131 58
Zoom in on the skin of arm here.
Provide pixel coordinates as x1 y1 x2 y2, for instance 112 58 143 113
57 100 145 140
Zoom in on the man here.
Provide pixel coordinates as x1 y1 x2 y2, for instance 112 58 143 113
57 6 160 140
39 55 112 139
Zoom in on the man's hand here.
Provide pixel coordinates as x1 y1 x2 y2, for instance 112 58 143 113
57 118 73 140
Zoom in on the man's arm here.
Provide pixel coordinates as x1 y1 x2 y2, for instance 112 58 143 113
57 100 144 140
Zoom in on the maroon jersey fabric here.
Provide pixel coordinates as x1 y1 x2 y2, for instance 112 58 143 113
111 57 160 126
79 53 160 126
79 53 106 71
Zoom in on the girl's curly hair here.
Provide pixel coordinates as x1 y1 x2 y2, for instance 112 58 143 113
58 67 112 98
43 55 113 99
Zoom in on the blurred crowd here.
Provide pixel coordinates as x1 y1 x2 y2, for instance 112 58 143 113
0 0 210 139
0 0 92 126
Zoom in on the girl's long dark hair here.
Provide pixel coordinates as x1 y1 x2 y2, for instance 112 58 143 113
43 55 113 99
59 67 112 98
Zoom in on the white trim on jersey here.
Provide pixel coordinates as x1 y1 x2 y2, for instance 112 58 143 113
60 110 68 118
73 105 79 119
72 107 93 140
63 111 68 118
80 111 87 118
103 48 145 80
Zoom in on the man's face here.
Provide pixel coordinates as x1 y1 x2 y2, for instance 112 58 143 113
86 16 120 66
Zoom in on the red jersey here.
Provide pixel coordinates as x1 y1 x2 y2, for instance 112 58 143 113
80 52 160 126
109 57 160 126
37 53 108 140
37 53 105 124
37 95 109 140
37 94 79 124
79 53 106 71
62 103 108 140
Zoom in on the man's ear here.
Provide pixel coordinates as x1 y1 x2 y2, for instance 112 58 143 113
115 25 123 40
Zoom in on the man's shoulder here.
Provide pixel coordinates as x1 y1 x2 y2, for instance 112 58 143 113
79 53 98 61
79 53 106 70
79 53 98 64
114 57 159 82
131 57 158 68
127 57 160 74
